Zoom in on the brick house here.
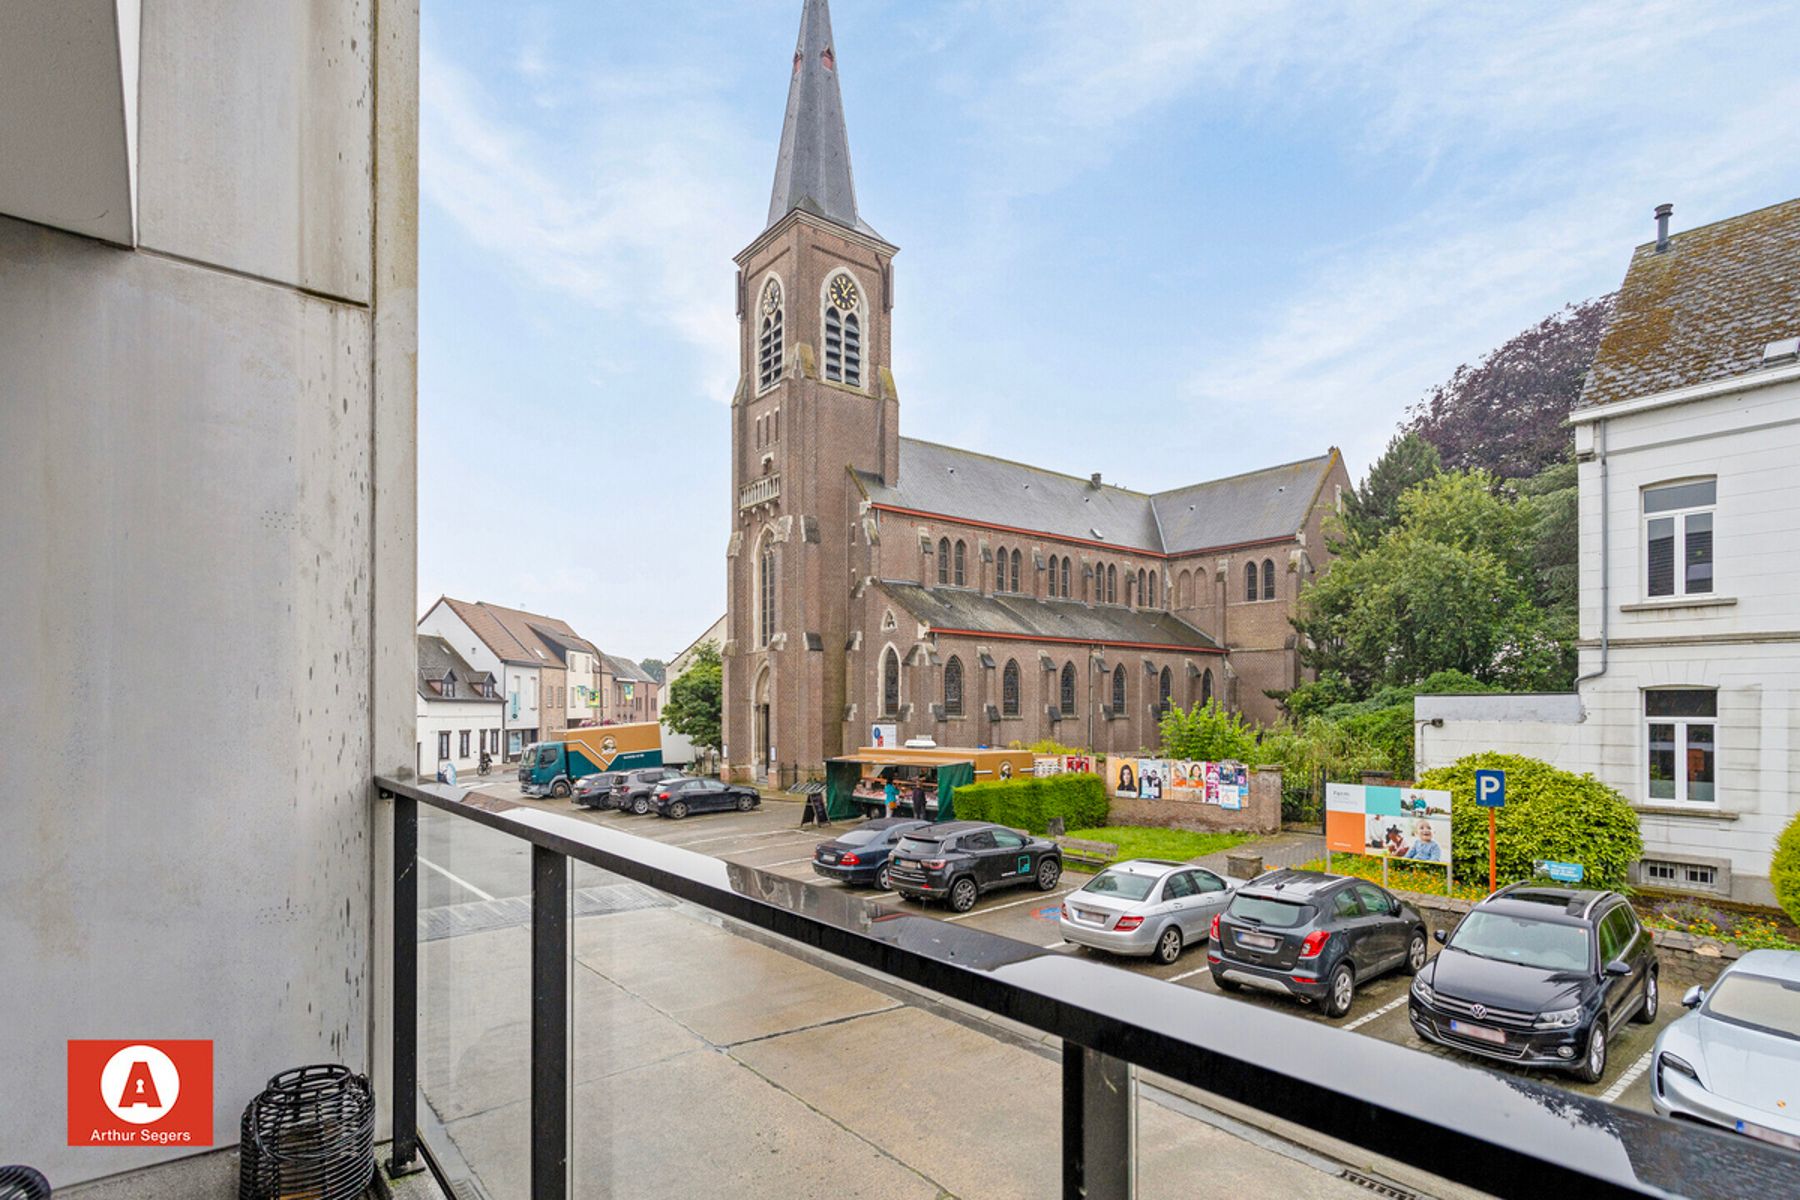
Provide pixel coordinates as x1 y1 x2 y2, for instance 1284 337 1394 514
723 0 1350 782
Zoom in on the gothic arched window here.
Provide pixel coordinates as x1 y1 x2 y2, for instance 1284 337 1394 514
1002 659 1020 716
1202 667 1215 706
757 277 784 390
944 656 964 716
1060 662 1077 716
1047 556 1059 598
1158 666 1173 712
1244 561 1258 602
882 647 900 717
823 272 863 387
1149 569 1159 608
757 531 776 648
1111 664 1126 712
1010 549 1021 595
1262 558 1276 601
937 537 950 585
1136 568 1147 607
954 540 967 587
1106 564 1117 604
995 544 1008 592
1060 557 1072 598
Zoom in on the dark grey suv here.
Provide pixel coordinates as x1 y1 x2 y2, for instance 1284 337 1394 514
1207 870 1428 1018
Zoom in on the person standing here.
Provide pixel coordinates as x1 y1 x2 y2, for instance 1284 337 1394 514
884 776 900 818
911 774 929 821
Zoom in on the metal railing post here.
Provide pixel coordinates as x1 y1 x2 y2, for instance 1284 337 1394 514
1063 1043 1135 1200
531 846 569 1200
387 790 419 1175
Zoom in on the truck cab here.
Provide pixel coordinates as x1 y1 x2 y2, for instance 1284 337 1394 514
517 742 571 798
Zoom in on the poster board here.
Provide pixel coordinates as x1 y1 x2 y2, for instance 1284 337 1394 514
1326 783 1452 866
1111 758 1247 809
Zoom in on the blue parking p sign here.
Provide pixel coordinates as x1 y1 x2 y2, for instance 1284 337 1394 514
1475 769 1506 808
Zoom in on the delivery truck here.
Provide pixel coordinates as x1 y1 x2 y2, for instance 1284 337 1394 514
519 722 663 798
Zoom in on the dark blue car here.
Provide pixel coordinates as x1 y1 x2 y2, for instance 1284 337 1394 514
812 818 932 890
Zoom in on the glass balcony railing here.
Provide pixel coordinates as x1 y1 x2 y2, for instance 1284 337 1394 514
378 777 1794 1200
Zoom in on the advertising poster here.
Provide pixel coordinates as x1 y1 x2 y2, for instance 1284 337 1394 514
870 723 898 748
1062 754 1095 775
1137 759 1167 800
1204 761 1220 804
1034 756 1064 777
1220 763 1247 810
1111 758 1141 797
1327 783 1452 864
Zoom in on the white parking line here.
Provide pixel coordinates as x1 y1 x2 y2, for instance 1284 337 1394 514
1602 1048 1656 1103
1343 993 1411 1032
1169 966 1211 983
944 889 1074 922
418 856 496 903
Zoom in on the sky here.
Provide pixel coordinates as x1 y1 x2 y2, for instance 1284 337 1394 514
418 0 1800 662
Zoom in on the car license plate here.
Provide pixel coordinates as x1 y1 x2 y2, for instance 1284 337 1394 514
1238 932 1279 951
820 853 838 865
1737 1120 1800 1151
1448 1019 1506 1045
893 859 913 868
1075 909 1104 924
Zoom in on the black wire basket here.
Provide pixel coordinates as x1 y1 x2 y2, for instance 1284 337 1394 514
238 1064 375 1200
0 1166 50 1200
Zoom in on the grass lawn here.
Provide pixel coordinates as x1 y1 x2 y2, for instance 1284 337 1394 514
1298 854 1491 901
1064 826 1252 866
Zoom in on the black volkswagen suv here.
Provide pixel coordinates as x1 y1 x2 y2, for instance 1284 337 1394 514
1207 870 1428 1018
887 821 1062 912
1409 885 1659 1083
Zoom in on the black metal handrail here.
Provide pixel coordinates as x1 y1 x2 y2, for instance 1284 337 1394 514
377 775 1798 1200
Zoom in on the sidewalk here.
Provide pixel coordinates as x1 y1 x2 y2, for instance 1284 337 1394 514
1191 830 1325 875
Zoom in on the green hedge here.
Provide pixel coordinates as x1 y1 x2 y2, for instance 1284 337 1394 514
1774 812 1800 927
1415 753 1642 890
952 773 1108 834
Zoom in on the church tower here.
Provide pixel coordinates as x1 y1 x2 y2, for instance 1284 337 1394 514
724 0 900 782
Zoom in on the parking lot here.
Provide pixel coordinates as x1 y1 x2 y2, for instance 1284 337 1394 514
462 777 1677 1114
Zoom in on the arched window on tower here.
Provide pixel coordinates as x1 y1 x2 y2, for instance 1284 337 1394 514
757 277 783 390
1262 558 1276 601
882 647 900 717
1002 659 1020 716
823 272 863 387
1111 664 1126 712
1060 557 1072 597
1106 564 1117 604
1060 662 1077 715
937 538 950 585
1158 666 1172 712
1201 667 1215 706
1244 561 1258 602
1010 548 1022 594
944 656 964 716
757 531 776 648
954 540 967 587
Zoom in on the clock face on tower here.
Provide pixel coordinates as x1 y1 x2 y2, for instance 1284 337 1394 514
827 274 859 311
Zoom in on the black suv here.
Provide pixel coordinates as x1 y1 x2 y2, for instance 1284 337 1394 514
617 768 688 815
1207 870 1428 1018
887 821 1062 912
1409 885 1659 1083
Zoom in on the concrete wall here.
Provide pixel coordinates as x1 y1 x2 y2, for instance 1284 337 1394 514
0 0 417 1186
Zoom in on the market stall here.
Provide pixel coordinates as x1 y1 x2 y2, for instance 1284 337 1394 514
822 746 1032 822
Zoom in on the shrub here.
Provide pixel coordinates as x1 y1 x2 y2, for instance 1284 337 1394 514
1026 738 1087 756
953 773 1108 834
1416 753 1642 890
1159 699 1258 762
1775 812 1800 927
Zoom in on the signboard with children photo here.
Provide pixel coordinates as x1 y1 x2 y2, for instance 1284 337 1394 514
1326 783 1453 870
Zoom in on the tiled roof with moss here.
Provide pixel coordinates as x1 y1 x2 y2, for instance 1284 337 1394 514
1581 197 1800 409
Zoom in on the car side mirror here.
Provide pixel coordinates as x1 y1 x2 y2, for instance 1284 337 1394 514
1604 959 1632 978
1432 929 1447 945
1682 986 1705 1009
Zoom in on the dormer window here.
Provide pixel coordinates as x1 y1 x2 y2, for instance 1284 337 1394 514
823 272 862 387
757 277 784 391
442 673 457 699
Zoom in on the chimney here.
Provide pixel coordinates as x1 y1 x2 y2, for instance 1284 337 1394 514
1654 203 1673 253
1090 472 1102 490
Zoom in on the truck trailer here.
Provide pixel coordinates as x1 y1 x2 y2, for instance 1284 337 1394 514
519 722 663 798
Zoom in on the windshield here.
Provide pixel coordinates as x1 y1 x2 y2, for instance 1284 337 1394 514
1227 896 1313 928
894 836 942 857
1081 870 1158 901
1448 912 1591 972
1705 972 1800 1041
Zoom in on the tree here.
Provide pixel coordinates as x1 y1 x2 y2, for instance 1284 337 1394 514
1405 295 1613 480
1158 699 1258 763
1337 432 1441 548
662 642 722 752
638 658 667 684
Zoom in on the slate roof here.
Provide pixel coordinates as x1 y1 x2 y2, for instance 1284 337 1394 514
877 582 1223 653
439 598 594 667
417 634 501 702
765 0 882 242
603 654 657 685
530 623 600 664
1581 197 1800 409
855 439 1338 556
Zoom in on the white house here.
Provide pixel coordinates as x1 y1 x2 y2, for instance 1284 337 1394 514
416 634 504 776
663 615 726 769
419 596 543 759
1419 197 1800 906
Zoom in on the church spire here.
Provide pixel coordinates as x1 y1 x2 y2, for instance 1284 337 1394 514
766 0 881 240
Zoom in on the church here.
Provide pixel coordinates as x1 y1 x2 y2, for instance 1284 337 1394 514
723 0 1350 784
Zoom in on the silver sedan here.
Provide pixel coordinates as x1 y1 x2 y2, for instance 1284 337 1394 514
1059 859 1238 964
1651 948 1800 1152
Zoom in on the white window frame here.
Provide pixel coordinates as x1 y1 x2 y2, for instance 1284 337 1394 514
1644 688 1717 806
1641 478 1716 600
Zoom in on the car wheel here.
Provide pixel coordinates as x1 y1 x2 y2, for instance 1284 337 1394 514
1577 1021 1608 1084
949 877 978 913
1634 970 1659 1024
1035 858 1062 891
550 780 571 799
669 800 689 819
1154 925 1184 965
1404 930 1428 976
631 797 650 815
1324 963 1356 1019
737 793 755 811
876 863 892 891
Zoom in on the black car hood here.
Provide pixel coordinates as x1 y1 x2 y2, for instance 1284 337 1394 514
1429 949 1590 1012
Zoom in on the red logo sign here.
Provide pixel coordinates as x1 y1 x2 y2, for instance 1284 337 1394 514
68 1041 213 1147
